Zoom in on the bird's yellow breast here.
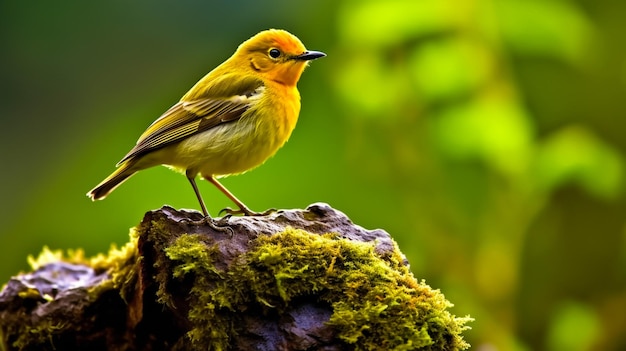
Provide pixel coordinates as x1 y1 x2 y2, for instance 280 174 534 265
155 83 301 178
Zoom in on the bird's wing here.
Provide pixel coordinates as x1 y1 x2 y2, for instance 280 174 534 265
117 78 264 165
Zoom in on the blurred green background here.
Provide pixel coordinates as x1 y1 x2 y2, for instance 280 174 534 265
2 0 625 349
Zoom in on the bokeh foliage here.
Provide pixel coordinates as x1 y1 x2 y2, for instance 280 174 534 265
1 0 625 350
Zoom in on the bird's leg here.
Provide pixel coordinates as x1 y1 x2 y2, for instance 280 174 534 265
187 173 209 218
207 176 276 216
186 172 233 234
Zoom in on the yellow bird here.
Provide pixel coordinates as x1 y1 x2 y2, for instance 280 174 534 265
87 29 325 221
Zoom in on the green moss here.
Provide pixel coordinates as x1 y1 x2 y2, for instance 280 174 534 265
158 233 231 350
27 228 139 292
6 216 471 350
6 230 140 350
11 321 68 350
89 228 140 302
244 229 471 350
160 227 471 350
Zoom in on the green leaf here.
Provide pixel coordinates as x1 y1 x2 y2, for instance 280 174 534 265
339 0 458 47
496 0 593 63
534 126 624 198
547 301 601 351
431 98 533 175
410 38 494 100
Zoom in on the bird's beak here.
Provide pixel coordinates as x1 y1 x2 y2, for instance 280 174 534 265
293 51 326 61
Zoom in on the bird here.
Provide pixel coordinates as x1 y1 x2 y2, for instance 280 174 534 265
87 29 325 222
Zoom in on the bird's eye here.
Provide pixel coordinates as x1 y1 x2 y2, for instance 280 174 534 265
269 48 281 59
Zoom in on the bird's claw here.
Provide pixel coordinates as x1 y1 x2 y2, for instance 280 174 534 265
184 216 234 236
214 214 232 227
207 217 235 236
259 208 277 216
219 207 277 217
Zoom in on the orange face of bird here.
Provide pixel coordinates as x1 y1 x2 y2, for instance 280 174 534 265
237 29 325 86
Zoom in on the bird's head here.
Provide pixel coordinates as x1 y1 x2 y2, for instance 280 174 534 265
234 29 325 87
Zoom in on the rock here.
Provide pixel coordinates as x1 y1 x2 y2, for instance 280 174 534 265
0 204 471 351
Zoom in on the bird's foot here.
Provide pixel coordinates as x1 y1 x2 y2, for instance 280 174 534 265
219 206 276 217
207 217 235 236
185 216 234 236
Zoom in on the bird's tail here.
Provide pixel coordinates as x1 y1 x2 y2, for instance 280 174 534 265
87 162 137 201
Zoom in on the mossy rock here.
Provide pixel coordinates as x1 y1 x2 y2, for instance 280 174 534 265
0 203 471 351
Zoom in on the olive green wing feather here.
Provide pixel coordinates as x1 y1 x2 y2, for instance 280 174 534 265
117 76 263 165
